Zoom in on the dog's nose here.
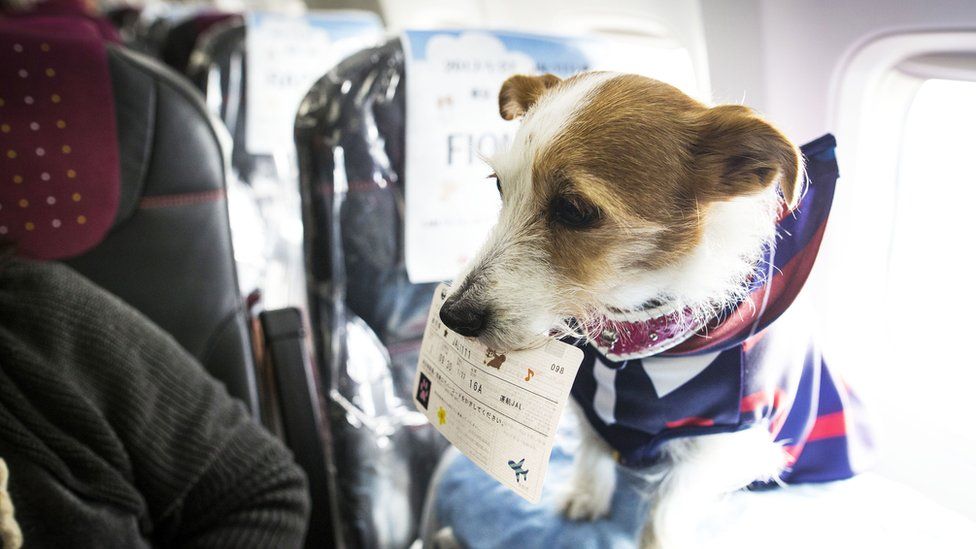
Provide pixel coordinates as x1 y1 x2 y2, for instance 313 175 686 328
439 298 488 337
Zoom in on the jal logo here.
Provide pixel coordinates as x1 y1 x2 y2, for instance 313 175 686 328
416 373 432 410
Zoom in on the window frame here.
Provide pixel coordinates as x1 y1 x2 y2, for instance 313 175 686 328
820 31 976 374
822 31 976 519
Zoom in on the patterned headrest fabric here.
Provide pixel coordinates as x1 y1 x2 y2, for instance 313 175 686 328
0 19 120 259
0 1 121 43
0 0 87 15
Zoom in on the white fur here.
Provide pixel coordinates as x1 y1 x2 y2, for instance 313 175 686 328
491 72 618 183
568 190 785 548
447 73 618 351
557 402 619 520
557 406 789 548
432 527 461 549
637 427 789 549
599 187 781 321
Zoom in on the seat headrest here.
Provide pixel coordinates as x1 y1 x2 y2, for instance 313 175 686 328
0 0 85 14
160 11 240 72
0 19 120 259
1 1 121 43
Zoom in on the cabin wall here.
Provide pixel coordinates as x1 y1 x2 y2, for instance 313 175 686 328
702 0 976 142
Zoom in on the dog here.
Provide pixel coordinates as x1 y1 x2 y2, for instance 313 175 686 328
438 72 869 548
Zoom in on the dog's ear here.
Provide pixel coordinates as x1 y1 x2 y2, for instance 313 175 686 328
498 74 562 120
693 105 801 209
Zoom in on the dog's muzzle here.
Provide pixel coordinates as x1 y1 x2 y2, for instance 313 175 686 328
439 294 489 337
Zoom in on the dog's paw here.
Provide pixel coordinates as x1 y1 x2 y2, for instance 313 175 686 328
639 534 665 549
432 527 461 549
557 485 613 521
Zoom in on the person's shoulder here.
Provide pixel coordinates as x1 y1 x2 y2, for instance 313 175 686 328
0 255 195 390
0 257 141 339
0 256 101 306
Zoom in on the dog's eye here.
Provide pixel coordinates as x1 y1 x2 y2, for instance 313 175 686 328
488 173 502 196
551 196 600 228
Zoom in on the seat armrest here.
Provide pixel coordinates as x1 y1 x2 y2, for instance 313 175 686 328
259 307 336 549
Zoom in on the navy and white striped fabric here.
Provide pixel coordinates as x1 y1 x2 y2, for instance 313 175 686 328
570 135 874 482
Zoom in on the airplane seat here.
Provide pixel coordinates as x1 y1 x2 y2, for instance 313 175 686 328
159 10 241 74
184 21 256 186
0 0 121 43
296 37 450 548
182 20 280 302
181 17 356 548
184 11 385 312
127 9 180 57
0 18 259 416
104 4 144 44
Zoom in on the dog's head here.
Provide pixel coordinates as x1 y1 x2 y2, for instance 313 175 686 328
440 72 801 351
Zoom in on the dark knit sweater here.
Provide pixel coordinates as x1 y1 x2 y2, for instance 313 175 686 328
0 258 309 548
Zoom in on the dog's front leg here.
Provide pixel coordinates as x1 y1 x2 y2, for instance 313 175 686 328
557 401 618 520
639 427 789 549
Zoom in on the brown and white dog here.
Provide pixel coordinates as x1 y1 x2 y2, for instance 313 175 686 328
438 72 802 548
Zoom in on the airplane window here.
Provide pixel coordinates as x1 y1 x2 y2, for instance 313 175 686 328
823 32 976 522
879 77 976 514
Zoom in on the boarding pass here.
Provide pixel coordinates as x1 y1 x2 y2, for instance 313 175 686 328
413 284 584 503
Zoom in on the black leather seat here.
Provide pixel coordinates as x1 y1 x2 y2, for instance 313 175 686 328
104 5 143 44
100 40 332 547
0 19 258 417
159 11 240 74
67 43 260 417
185 21 259 185
296 38 448 548
185 20 312 311
185 20 367 548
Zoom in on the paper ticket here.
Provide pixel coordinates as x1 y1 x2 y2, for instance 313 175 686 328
413 283 584 503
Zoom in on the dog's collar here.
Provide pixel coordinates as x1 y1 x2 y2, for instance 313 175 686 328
588 133 840 362
590 306 707 361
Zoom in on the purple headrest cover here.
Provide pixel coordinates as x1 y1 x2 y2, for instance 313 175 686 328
0 1 121 43
0 19 120 259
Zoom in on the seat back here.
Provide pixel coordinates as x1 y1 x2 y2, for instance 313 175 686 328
0 18 259 417
185 12 383 312
186 21 255 184
296 38 447 549
104 5 143 44
159 10 241 73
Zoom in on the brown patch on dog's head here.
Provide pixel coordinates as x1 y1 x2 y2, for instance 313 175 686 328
520 75 799 289
498 73 563 120
444 72 799 351
527 75 704 286
691 104 801 210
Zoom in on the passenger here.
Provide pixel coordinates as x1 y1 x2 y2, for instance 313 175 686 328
0 252 310 549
